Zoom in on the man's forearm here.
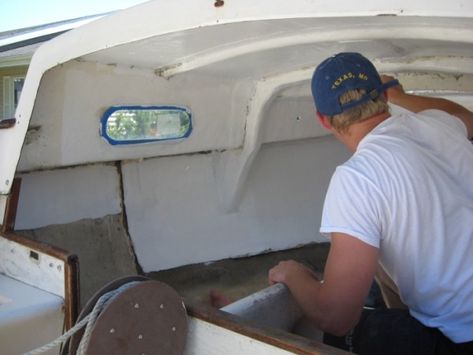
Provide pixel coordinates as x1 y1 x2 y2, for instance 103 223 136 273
281 268 360 336
268 235 379 336
283 270 326 326
389 92 473 139
269 261 341 333
381 74 473 138
391 93 466 115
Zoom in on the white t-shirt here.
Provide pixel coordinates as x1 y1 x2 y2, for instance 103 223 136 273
320 109 473 343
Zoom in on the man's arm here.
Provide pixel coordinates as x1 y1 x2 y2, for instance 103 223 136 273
268 233 378 336
381 75 473 139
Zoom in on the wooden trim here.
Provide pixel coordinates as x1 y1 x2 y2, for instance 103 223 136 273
0 177 80 329
2 232 80 330
3 231 70 260
187 305 349 355
64 253 80 329
1 177 21 232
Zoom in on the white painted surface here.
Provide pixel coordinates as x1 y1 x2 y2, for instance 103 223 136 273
14 17 473 173
262 95 325 144
159 19 473 79
216 68 320 212
123 136 349 272
0 236 65 298
3 0 473 195
1 0 472 272
185 317 293 355
0 274 63 355
17 62 250 171
15 164 121 230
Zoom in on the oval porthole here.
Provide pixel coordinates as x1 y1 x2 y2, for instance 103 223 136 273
100 106 192 145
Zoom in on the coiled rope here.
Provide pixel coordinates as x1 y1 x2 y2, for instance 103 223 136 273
23 281 141 355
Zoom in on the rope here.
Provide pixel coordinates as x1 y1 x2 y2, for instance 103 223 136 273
23 281 141 355
76 281 140 354
23 315 91 355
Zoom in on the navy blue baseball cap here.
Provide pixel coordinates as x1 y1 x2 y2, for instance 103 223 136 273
311 52 398 116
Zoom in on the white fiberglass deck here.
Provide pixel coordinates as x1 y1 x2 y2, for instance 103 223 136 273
0 274 63 355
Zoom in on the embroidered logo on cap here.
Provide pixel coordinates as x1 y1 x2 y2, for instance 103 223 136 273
331 72 369 90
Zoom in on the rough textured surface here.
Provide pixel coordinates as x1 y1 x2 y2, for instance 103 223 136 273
18 214 138 307
148 243 330 308
123 137 345 272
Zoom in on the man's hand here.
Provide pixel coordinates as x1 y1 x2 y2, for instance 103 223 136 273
266 234 379 336
381 74 405 102
268 260 319 285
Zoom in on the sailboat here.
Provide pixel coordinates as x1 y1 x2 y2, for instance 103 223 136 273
1 0 472 353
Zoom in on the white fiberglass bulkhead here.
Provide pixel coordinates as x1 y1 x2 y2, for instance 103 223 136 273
1 0 473 271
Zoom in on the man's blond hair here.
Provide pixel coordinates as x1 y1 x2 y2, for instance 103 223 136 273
327 89 389 132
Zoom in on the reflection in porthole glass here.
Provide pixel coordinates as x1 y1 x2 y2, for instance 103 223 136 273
100 106 192 145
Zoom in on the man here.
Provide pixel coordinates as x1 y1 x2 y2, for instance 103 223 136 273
268 52 473 354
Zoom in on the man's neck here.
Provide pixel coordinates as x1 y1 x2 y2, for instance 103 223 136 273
338 111 391 152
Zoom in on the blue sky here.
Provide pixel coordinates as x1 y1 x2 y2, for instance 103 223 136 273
0 0 149 32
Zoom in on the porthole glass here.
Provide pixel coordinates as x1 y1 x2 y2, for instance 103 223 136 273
100 106 192 145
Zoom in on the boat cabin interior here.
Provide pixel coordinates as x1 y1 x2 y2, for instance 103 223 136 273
1 1 472 353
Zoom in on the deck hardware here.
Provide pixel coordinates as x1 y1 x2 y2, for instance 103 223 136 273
29 250 39 261
23 271 185 353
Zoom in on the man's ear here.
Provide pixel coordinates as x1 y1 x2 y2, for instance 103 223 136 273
317 112 332 130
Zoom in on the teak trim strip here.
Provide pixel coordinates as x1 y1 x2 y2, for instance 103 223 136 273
187 305 349 355
2 232 80 330
1 178 21 233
